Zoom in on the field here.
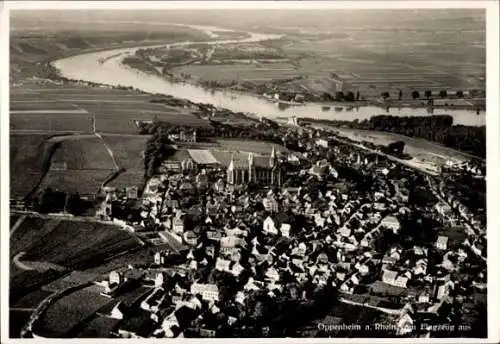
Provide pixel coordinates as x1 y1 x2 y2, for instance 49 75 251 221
35 283 154 337
38 170 115 195
75 315 120 338
10 133 116 197
175 62 300 84
42 271 106 292
11 86 210 134
10 84 211 198
10 216 141 271
101 135 149 188
9 215 142 307
11 290 53 310
36 284 112 337
9 239 152 336
10 133 59 199
49 136 116 170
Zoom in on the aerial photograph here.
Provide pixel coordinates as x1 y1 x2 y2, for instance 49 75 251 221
7 3 488 340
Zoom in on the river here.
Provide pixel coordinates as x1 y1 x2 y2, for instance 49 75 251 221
52 24 485 127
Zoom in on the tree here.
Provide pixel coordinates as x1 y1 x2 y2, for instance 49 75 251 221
320 92 334 102
425 89 432 99
355 91 360 101
398 89 403 100
456 90 464 98
387 140 405 154
334 91 344 102
381 91 390 99
344 91 355 102
412 90 420 100
439 90 448 98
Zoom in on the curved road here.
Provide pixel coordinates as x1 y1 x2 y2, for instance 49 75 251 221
13 252 34 271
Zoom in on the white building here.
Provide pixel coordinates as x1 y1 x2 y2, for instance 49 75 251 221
382 270 408 288
263 216 278 235
380 215 401 234
280 223 291 237
190 283 219 302
315 138 329 148
436 236 449 250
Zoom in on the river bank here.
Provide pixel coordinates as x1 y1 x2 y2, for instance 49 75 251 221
50 23 486 127
124 50 485 114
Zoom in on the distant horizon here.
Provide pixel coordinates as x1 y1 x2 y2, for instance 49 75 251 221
10 8 485 33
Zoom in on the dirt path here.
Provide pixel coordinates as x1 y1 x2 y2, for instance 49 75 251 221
93 133 120 170
10 215 27 236
13 251 67 272
12 252 35 271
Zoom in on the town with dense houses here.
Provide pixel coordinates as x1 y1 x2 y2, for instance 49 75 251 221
19 120 484 339
7 7 491 341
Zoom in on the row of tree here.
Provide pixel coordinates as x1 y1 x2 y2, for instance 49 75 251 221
341 115 484 158
30 188 87 215
143 128 176 180
382 89 485 100
316 88 484 103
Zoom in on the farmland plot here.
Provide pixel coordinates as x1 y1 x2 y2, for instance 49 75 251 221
20 219 141 270
10 134 57 199
48 137 116 171
101 135 148 188
75 316 120 338
173 63 300 83
37 284 112 337
34 136 116 195
11 290 53 310
38 170 113 195
10 114 93 132
10 101 81 111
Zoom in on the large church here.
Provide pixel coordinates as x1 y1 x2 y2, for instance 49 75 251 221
227 146 281 187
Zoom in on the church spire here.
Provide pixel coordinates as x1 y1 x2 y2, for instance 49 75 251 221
227 153 235 185
248 152 255 182
248 152 254 166
270 145 277 167
228 153 235 170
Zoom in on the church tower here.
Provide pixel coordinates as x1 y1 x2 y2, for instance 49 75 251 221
269 146 281 186
227 154 235 185
269 145 278 168
248 152 256 183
